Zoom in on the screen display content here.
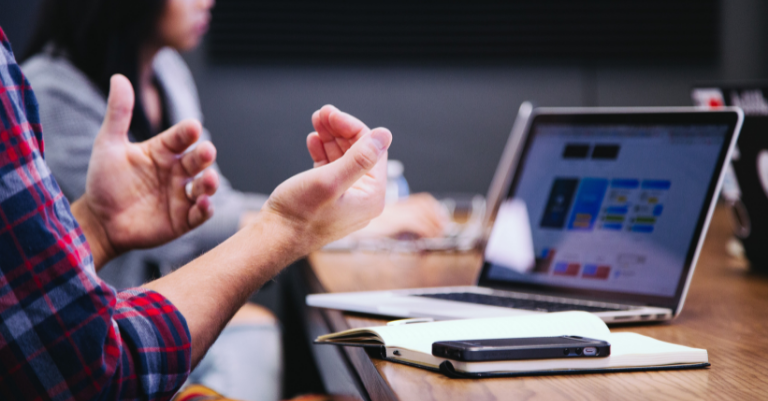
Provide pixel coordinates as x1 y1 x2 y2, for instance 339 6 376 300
484 123 728 298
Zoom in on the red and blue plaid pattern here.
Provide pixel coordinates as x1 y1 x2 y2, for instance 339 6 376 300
0 28 191 400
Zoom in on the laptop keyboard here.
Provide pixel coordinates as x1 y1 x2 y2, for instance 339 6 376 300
415 292 627 313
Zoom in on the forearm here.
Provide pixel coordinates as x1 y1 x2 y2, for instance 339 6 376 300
71 197 117 270
144 211 306 365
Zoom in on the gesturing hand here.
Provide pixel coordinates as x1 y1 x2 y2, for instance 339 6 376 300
260 105 392 255
72 75 219 268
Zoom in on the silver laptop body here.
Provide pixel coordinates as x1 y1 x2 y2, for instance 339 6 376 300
308 105 743 324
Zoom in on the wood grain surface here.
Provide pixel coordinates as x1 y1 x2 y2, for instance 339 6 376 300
308 207 768 400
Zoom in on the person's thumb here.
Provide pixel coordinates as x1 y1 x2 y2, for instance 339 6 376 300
98 74 134 143
325 128 392 193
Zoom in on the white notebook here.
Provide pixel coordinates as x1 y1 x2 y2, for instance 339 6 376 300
315 312 708 377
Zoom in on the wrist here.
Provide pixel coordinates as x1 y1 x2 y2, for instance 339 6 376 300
71 198 118 270
238 210 261 230
248 207 315 262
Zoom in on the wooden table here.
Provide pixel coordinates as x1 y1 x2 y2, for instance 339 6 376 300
301 207 768 400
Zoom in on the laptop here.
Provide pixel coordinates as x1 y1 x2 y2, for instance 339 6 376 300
308 106 744 323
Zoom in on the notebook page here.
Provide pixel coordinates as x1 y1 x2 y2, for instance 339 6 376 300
371 311 610 355
604 333 708 364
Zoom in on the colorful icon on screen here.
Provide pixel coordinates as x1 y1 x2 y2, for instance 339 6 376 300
582 265 611 280
553 262 581 276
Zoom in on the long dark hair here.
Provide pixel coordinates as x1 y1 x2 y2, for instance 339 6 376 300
23 0 167 141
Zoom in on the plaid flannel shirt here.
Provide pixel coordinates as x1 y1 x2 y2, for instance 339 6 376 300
0 28 191 400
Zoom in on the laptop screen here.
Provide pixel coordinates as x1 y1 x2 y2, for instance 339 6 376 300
480 111 740 308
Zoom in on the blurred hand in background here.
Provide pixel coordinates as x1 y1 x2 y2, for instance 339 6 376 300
354 193 450 239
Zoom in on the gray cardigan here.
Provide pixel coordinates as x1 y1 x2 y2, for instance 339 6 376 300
23 48 267 288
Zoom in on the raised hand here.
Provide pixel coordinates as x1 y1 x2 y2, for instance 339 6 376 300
260 105 392 254
72 75 219 268
308 106 448 240
306 105 371 167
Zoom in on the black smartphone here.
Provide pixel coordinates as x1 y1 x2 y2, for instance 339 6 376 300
432 336 610 362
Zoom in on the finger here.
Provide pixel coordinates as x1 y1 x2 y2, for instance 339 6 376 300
323 138 345 163
312 108 335 142
180 140 217 177
188 195 214 228
152 119 204 156
328 107 369 141
335 137 353 153
307 132 329 167
314 105 371 162
188 168 219 199
98 74 134 143
323 128 392 194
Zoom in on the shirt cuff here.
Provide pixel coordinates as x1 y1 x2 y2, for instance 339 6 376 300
114 288 192 399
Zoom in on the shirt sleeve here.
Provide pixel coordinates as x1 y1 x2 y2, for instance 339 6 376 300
0 29 191 401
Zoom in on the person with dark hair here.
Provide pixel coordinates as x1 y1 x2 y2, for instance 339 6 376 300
0 22 393 400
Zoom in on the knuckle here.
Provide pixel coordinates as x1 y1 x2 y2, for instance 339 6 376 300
176 129 190 148
107 104 132 124
352 146 378 171
110 102 132 117
192 148 207 167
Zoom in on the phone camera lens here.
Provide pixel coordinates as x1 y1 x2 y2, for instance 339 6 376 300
576 348 583 355
563 348 570 355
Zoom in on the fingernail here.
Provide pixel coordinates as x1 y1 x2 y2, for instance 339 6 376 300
370 129 391 153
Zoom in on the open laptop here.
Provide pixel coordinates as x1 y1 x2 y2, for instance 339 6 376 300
307 106 743 323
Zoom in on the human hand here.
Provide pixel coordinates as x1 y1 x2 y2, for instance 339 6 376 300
259 105 392 256
353 193 450 239
72 75 219 268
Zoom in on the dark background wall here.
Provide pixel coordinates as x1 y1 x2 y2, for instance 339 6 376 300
2 0 767 196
